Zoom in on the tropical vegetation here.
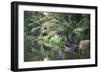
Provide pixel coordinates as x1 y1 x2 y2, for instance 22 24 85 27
24 11 90 62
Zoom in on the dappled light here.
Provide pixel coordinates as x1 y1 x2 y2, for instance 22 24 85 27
24 11 90 62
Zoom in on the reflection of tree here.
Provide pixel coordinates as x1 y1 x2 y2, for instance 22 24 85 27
24 11 90 62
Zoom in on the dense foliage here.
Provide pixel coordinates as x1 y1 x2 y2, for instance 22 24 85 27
24 11 90 62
